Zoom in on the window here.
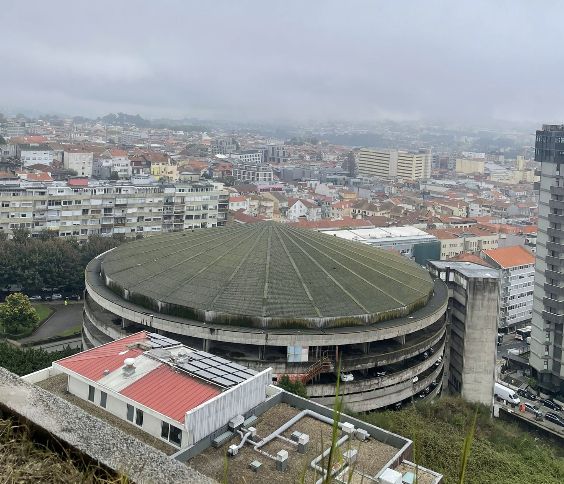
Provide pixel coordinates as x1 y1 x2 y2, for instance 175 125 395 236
135 408 144 426
161 421 182 446
126 404 134 422
88 385 95 402
100 391 107 408
161 421 169 439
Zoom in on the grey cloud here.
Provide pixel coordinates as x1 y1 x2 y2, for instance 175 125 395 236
1 0 563 123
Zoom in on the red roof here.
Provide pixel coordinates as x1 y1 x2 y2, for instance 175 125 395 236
120 364 221 422
56 332 147 381
68 177 89 186
482 245 535 269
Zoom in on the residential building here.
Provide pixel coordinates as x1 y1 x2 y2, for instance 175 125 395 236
0 179 220 239
286 198 321 221
211 137 238 155
530 124 564 394
264 144 289 163
428 261 499 406
482 246 535 332
228 195 249 212
427 227 499 259
232 163 273 184
19 144 54 167
230 150 263 165
63 149 94 177
151 161 178 181
455 158 485 175
357 148 431 180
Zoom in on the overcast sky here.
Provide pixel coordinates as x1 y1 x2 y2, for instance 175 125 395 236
1 1 562 124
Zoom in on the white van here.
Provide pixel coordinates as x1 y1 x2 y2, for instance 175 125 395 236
494 383 520 405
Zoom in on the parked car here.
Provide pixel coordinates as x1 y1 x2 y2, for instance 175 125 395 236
524 402 543 418
69 294 81 300
434 356 443 367
375 371 387 377
544 412 564 427
540 399 563 412
494 383 520 405
340 372 354 382
51 293 63 300
28 295 42 301
43 295 52 301
517 388 537 401
430 380 439 388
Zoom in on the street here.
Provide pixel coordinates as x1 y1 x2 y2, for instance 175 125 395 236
19 302 83 344
497 334 529 359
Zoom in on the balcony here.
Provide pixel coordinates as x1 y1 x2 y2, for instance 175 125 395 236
545 255 564 268
544 282 564 296
547 228 564 239
550 186 564 196
543 297 564 312
546 241 564 253
548 213 564 224
549 199 564 211
545 269 564 282
542 310 564 324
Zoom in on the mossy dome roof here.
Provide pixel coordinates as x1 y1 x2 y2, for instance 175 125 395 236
101 222 433 323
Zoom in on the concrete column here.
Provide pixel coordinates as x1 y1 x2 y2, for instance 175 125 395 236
395 335 406 345
362 342 370 354
203 339 209 351
258 346 265 360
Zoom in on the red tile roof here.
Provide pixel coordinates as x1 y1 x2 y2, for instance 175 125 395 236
120 364 221 423
482 245 535 268
56 332 147 381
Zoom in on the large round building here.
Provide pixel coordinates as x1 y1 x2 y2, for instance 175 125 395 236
83 222 448 411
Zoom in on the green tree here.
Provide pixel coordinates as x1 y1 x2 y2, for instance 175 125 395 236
11 227 31 244
277 375 308 398
0 293 39 335
0 135 6 145
110 171 119 180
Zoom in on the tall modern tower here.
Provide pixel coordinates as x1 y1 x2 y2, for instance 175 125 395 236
531 124 564 394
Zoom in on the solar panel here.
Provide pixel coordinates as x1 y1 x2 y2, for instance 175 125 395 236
193 369 216 380
207 367 228 377
211 376 236 387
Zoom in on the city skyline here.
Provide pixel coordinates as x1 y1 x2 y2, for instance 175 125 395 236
1 1 563 124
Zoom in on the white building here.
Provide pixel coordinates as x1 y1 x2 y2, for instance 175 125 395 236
482 245 535 332
230 150 263 165
19 144 54 167
63 150 94 177
287 198 321 221
264 144 289 164
322 226 440 264
357 148 431 180
51 331 272 449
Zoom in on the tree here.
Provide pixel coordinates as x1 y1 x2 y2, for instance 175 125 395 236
110 171 120 180
0 293 39 335
11 227 31 244
0 135 6 145
277 375 308 398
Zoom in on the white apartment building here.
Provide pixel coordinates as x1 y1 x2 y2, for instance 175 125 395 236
357 148 431 180
232 163 273 184
63 150 94 177
19 144 54 167
0 179 220 240
482 246 535 332
230 150 263 165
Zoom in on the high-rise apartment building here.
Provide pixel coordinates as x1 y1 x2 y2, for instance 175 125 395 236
357 148 431 180
531 124 564 394
0 179 220 240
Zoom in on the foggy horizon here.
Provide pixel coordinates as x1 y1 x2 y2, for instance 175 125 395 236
1 1 563 125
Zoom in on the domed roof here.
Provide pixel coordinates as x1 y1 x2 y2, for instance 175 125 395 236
101 222 433 327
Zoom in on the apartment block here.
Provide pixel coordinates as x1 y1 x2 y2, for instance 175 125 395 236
63 149 94 177
229 150 263 165
530 124 564 394
455 158 485 175
482 246 535 332
19 144 54 167
0 179 220 240
264 144 289 163
232 163 273 184
357 148 431 180
427 227 499 259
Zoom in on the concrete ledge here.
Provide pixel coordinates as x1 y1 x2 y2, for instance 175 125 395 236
0 368 217 484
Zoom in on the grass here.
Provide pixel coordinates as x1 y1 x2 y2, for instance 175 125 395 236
0 417 126 483
361 397 564 484
33 303 55 323
56 323 82 338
